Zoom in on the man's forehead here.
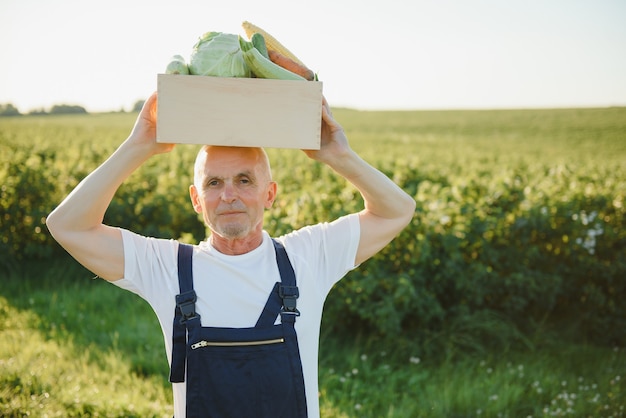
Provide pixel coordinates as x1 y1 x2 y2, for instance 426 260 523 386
203 151 259 173
194 146 271 184
204 146 261 163
203 168 256 179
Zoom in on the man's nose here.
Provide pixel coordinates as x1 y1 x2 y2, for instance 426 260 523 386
220 182 237 202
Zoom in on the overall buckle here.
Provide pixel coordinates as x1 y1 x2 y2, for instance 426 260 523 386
279 285 300 316
175 290 198 324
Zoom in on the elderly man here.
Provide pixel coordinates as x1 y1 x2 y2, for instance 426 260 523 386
47 93 416 418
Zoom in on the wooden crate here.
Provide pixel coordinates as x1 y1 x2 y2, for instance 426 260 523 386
156 74 323 149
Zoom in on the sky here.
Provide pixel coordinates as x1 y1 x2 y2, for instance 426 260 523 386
1 0 625 112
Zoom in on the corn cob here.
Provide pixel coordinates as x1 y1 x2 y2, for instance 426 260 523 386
242 21 307 67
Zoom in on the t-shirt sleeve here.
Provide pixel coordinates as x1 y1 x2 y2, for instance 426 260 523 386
110 228 180 313
280 213 360 296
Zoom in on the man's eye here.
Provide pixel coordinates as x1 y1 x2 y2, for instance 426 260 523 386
207 180 220 187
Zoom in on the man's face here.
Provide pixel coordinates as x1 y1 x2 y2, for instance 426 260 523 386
190 147 276 243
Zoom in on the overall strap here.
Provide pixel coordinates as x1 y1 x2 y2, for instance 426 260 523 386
255 239 300 327
170 242 198 383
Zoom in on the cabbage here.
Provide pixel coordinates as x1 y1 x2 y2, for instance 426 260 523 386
165 55 189 75
188 32 251 78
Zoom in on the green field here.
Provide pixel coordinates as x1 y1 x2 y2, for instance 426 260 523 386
1 107 625 417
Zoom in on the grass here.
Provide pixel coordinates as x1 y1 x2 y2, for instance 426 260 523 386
318 335 624 417
1 258 171 417
1 258 624 417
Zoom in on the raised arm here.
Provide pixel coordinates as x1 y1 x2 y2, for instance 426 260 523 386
304 98 416 265
46 92 174 281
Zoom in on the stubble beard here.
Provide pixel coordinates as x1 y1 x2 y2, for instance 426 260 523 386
218 223 248 239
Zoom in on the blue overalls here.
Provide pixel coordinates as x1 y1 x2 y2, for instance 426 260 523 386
169 240 308 418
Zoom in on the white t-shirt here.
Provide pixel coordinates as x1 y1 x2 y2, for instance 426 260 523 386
112 213 360 418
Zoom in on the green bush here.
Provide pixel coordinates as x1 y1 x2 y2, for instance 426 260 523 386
1 109 624 347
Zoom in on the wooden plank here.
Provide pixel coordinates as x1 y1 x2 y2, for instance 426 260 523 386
156 74 322 149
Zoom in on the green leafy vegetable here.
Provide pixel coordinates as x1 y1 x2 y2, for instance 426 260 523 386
188 32 251 78
165 55 189 75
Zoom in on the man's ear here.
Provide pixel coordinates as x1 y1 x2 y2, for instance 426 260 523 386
265 181 277 209
189 184 203 214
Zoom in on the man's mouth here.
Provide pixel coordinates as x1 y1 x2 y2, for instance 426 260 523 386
218 210 245 216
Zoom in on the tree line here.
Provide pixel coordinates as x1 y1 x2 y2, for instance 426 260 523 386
0 100 145 117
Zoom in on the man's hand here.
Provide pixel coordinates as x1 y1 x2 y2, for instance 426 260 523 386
303 96 351 165
128 91 175 156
